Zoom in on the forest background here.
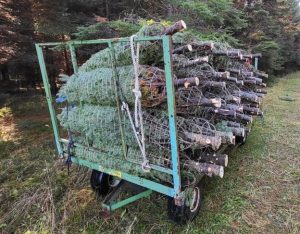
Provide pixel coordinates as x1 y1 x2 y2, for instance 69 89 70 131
0 0 300 93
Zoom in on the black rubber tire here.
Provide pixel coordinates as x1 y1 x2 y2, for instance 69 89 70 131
235 135 246 145
90 170 121 196
167 180 203 224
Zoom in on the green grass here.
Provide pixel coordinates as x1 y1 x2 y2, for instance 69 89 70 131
1 73 300 233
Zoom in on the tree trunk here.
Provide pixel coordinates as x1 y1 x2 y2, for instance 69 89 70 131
162 20 186 35
175 77 199 88
1 64 9 81
198 153 228 167
223 120 241 128
236 113 253 123
254 71 268 79
217 131 236 145
63 47 71 75
202 81 226 88
190 42 214 52
224 104 243 113
227 95 241 104
46 48 58 94
105 0 109 20
173 44 193 54
186 161 224 178
182 131 222 151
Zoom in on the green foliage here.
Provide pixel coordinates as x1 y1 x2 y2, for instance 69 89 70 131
255 40 279 51
73 20 140 40
172 29 240 48
253 40 283 74
2 0 300 94
0 107 11 118
251 1 299 73
169 0 247 32
172 0 228 25
166 0 300 75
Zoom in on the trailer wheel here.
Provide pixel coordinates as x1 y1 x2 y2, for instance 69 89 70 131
90 170 121 196
167 181 203 224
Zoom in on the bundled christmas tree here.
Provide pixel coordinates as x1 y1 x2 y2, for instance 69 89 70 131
57 20 268 182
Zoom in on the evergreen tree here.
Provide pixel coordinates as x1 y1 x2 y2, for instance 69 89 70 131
1 0 300 92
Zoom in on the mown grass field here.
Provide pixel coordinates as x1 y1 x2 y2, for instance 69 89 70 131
0 72 300 233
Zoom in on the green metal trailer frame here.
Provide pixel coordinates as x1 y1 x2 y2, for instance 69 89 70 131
35 35 185 210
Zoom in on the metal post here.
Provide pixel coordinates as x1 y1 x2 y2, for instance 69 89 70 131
162 36 181 197
35 44 63 156
254 57 258 70
69 43 79 73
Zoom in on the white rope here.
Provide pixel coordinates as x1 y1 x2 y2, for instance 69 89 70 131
130 35 141 128
128 35 150 172
121 102 150 172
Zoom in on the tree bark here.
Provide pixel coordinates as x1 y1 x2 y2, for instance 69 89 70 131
182 132 222 151
248 76 263 84
63 45 71 75
224 104 243 113
236 113 253 123
215 71 230 79
252 53 262 58
224 120 241 128
46 48 58 94
173 44 192 54
190 42 214 52
217 131 236 145
254 71 268 79
227 50 241 57
186 161 224 178
177 57 208 68
211 108 236 118
162 20 186 35
201 81 226 88
179 97 221 108
235 91 261 104
150 77 199 88
105 0 109 20
213 50 228 56
236 80 244 85
229 126 245 137
1 64 9 81
199 97 222 108
243 105 263 116
243 79 257 85
227 95 241 104
256 88 267 94
242 71 254 77
228 68 241 75
198 153 228 167
175 77 199 88
227 76 238 83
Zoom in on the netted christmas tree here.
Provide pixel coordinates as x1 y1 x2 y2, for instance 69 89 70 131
57 20 268 182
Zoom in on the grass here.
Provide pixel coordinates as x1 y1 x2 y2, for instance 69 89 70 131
0 72 300 233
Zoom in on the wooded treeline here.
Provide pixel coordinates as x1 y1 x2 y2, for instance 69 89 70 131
0 0 299 93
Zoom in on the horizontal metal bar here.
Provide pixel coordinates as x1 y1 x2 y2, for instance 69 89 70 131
36 36 166 47
150 164 173 175
103 190 152 211
36 42 67 46
60 138 173 175
71 157 176 197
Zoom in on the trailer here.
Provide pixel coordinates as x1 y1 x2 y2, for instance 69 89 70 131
36 35 206 224
36 21 265 223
